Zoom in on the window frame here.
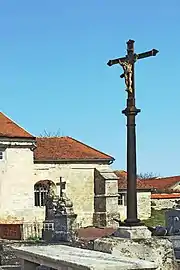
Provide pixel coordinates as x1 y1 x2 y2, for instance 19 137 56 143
0 149 5 160
118 193 127 206
34 184 49 207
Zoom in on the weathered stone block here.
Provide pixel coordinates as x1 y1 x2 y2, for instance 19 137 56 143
94 236 178 270
113 226 151 239
13 244 158 270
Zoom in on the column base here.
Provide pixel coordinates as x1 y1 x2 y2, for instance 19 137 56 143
124 218 142 226
112 226 151 239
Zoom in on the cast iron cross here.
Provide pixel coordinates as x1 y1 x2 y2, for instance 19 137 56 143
107 40 158 95
107 40 158 226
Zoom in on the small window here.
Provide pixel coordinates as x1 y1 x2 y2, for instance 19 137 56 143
34 180 55 207
0 150 4 160
118 193 127 206
34 184 48 207
118 194 123 205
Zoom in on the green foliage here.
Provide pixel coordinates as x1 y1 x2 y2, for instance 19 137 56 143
26 235 40 242
143 208 167 227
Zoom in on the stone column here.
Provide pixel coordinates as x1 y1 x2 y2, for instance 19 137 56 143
93 169 120 227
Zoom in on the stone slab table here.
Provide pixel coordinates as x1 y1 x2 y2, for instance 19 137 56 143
12 244 157 270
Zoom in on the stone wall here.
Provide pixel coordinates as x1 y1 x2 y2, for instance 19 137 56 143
34 163 111 227
152 198 176 210
137 191 151 220
172 183 180 190
118 191 151 221
93 169 119 228
0 140 35 223
0 143 119 228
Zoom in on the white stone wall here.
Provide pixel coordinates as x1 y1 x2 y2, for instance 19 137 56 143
33 163 111 227
0 144 115 228
171 182 180 190
0 140 35 222
0 140 151 227
152 198 177 210
118 191 151 221
137 191 151 220
118 205 126 221
105 179 119 227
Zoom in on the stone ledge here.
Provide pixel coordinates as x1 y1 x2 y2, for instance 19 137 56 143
12 244 157 270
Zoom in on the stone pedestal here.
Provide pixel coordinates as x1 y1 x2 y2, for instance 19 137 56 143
112 226 151 239
42 184 77 243
53 212 77 242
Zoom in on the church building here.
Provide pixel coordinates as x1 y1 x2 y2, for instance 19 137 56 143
0 112 120 229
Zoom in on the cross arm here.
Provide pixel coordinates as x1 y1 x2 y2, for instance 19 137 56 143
107 49 159 67
137 49 159 60
107 56 127 67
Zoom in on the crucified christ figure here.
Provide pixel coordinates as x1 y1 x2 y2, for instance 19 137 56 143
119 60 133 93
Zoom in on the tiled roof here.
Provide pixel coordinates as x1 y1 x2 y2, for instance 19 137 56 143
0 112 34 139
151 193 180 199
114 170 153 190
142 176 180 191
34 136 114 162
77 227 116 241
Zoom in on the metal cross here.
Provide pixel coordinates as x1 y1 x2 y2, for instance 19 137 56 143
107 40 159 226
107 40 158 94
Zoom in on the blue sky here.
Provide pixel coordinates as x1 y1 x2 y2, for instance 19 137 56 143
0 0 179 176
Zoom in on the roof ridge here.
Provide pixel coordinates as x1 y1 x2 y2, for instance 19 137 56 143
145 175 180 181
159 175 180 179
66 136 114 160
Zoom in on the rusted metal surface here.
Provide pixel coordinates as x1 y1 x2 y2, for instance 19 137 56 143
0 224 21 240
77 227 116 241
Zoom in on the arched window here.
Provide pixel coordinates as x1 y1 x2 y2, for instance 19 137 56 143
34 180 55 207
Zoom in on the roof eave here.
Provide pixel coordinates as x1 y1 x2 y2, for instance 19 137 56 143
0 136 36 141
118 188 152 192
34 158 114 164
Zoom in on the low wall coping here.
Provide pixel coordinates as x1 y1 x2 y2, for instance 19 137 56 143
12 244 157 270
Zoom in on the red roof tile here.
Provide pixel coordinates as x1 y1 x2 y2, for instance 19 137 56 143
142 176 180 191
77 227 116 241
34 136 114 161
0 112 34 139
151 193 180 199
114 170 153 190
